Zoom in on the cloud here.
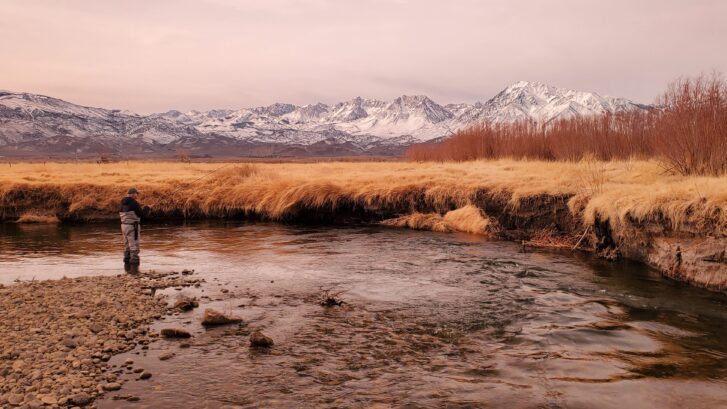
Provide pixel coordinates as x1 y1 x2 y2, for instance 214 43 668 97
1 0 725 112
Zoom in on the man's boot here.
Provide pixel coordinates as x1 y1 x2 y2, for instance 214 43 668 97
123 250 131 264
128 263 140 274
128 254 140 274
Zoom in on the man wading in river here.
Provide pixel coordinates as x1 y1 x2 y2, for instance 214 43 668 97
120 188 150 273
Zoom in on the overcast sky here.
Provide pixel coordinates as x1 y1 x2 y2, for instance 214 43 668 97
1 0 725 113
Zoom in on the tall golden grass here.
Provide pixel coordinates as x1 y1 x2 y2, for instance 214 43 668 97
1 160 726 239
406 74 727 176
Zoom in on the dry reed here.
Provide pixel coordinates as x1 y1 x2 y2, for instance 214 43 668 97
406 74 727 177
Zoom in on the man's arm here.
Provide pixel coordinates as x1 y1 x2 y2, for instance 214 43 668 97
130 200 144 219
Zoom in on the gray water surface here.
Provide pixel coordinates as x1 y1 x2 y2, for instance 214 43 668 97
2 222 727 408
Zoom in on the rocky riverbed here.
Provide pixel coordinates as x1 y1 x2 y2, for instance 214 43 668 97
0 271 202 408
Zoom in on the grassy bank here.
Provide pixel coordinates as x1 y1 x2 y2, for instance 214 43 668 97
1 159 726 229
2 159 726 289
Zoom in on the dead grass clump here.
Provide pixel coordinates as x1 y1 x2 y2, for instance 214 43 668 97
442 205 493 234
381 212 453 233
381 205 495 235
522 228 578 249
16 212 59 223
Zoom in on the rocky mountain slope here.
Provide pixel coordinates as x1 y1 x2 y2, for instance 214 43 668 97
0 82 648 158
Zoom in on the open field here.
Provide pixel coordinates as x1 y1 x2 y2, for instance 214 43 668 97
1 159 727 289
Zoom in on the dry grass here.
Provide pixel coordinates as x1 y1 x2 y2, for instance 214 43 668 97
381 205 493 234
1 160 726 239
15 212 59 223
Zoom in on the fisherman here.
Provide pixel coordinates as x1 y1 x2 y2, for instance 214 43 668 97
120 187 150 272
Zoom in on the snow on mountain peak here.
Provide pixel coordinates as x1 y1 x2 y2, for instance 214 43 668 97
485 81 641 123
0 82 649 157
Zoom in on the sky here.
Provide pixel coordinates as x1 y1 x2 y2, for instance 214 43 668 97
1 0 725 113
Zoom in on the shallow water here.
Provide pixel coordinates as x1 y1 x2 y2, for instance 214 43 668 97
2 221 727 408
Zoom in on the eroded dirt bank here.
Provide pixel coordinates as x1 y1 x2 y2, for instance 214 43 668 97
1 180 725 292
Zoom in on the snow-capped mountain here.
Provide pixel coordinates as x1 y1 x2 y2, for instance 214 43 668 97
0 82 649 158
473 81 645 123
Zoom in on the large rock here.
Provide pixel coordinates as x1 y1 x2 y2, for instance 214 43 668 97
173 295 199 311
160 327 192 338
201 309 242 326
250 331 274 348
103 382 122 391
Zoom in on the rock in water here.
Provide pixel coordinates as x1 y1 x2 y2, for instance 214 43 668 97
139 371 152 380
103 382 122 391
201 308 242 326
173 295 199 311
160 327 192 338
158 351 176 361
250 331 274 348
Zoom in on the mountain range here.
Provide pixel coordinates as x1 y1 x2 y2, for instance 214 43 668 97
0 81 649 158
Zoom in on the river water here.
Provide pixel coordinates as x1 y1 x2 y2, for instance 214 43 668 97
2 221 727 408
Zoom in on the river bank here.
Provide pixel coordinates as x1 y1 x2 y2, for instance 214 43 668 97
0 271 205 408
1 160 725 291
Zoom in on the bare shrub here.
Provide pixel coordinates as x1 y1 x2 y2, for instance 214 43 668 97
405 73 727 176
652 73 727 176
176 149 192 163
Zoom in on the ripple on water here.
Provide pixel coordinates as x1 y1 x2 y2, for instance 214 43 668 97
2 222 727 408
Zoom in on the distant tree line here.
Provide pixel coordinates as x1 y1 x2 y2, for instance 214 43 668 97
405 74 727 176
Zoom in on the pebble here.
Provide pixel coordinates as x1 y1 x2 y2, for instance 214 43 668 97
139 371 152 380
159 351 176 361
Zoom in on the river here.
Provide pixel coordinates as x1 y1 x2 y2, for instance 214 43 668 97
1 221 727 408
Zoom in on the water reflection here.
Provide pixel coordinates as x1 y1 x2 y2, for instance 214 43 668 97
2 221 727 408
